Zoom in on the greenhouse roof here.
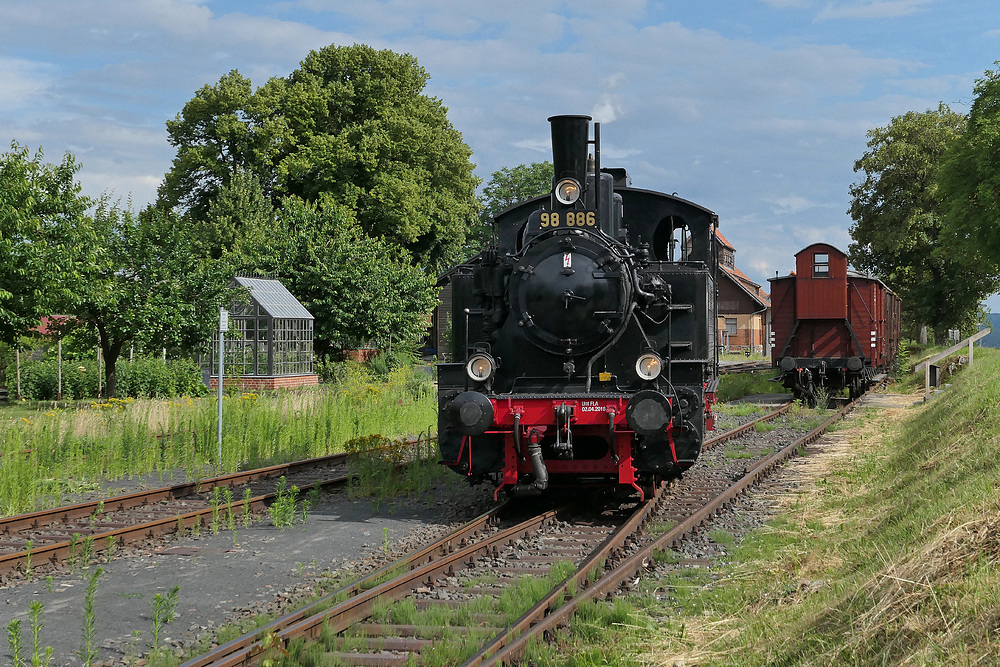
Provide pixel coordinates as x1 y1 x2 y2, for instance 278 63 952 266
233 277 313 320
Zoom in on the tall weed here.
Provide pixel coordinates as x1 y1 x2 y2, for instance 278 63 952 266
0 365 435 516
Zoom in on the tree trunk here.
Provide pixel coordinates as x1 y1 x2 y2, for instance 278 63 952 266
103 342 125 398
97 324 127 398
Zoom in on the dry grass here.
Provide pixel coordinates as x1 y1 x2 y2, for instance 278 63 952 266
842 505 1000 659
643 375 1000 666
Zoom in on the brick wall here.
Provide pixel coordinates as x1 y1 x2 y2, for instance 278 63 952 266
208 375 320 391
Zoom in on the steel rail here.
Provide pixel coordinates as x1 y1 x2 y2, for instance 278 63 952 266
462 483 669 667
0 452 351 537
0 472 350 579
0 433 439 574
718 361 773 374
469 398 859 665
178 502 567 667
703 402 792 451
173 405 796 666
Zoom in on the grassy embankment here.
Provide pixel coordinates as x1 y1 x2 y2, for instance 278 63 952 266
554 348 1000 665
0 366 436 516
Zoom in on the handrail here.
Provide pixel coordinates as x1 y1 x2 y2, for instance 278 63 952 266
912 328 990 372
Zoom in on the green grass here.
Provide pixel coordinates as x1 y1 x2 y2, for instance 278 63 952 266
0 366 436 516
267 562 582 667
555 346 1000 666
344 433 450 510
715 370 788 403
713 402 765 418
723 444 770 458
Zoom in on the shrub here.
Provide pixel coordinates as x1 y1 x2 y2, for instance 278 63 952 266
17 358 98 400
315 358 368 385
15 355 207 399
115 357 208 398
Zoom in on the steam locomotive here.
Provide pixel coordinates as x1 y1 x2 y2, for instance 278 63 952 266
437 115 719 500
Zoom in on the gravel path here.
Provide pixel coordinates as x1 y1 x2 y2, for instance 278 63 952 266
0 479 496 666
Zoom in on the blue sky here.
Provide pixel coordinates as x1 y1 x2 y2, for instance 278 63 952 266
2 0 998 310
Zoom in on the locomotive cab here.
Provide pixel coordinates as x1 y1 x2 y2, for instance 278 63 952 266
437 115 719 500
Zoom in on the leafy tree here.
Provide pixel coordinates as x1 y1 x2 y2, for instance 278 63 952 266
69 202 232 397
232 196 437 356
0 143 91 346
157 71 288 229
159 44 479 269
939 64 1000 274
198 169 274 259
459 161 554 257
847 105 997 335
480 162 554 218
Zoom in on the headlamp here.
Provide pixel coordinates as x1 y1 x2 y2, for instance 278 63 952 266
554 178 582 205
635 353 662 381
466 353 496 383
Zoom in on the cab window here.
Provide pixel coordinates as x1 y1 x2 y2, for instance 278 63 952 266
813 253 829 278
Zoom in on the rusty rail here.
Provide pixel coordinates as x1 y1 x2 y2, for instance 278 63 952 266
469 398 858 665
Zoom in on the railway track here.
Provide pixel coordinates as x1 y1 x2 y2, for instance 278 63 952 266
718 360 773 374
0 403 786 588
0 431 444 583
0 453 352 582
171 401 841 666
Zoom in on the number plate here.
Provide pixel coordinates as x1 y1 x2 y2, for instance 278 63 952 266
528 209 598 232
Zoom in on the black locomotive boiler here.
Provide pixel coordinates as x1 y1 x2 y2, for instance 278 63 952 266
437 115 719 499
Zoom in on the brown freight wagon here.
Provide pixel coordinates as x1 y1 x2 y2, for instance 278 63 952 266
769 243 901 403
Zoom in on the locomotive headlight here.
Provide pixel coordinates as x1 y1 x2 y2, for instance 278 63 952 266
635 353 662 381
554 178 582 205
466 353 496 383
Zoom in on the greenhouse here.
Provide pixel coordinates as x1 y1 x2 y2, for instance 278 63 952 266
209 277 318 390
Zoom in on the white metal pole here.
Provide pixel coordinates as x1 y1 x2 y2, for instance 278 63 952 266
217 328 224 465
218 308 228 466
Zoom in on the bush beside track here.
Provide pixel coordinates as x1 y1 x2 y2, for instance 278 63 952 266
715 370 789 403
561 348 1000 665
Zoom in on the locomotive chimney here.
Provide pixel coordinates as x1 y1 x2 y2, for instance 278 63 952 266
548 115 591 209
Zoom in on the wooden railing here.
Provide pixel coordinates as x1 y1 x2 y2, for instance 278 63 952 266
913 328 991 396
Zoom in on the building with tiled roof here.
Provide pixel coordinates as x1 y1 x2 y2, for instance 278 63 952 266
716 229 770 354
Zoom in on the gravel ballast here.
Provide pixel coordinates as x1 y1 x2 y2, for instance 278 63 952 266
0 480 496 666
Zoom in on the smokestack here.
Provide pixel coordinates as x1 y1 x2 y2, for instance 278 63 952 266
548 115 591 207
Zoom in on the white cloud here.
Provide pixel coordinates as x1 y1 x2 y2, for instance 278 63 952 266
768 195 814 214
0 0 978 293
0 58 56 111
816 0 933 20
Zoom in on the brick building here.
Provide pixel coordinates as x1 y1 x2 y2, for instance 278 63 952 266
716 230 770 354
